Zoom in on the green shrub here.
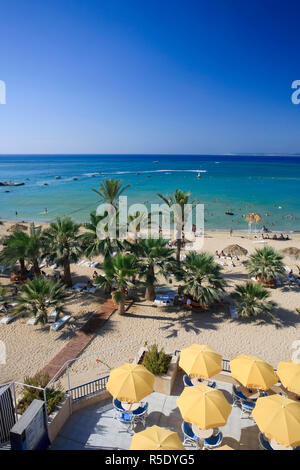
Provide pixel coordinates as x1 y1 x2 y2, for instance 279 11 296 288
142 344 171 376
17 372 64 415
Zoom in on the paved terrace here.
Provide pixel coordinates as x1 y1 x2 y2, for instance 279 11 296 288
51 371 260 450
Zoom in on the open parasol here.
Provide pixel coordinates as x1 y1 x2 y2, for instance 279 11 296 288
7 223 27 233
223 244 248 256
246 213 263 224
281 247 300 259
246 213 262 236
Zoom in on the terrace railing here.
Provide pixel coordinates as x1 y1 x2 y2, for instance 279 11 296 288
67 353 232 403
67 375 109 402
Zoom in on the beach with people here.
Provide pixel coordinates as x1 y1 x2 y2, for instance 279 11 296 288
1 213 300 387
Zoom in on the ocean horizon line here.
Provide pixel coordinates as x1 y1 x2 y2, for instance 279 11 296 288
1 153 300 158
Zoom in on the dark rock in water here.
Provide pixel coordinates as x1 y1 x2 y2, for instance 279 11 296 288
0 181 25 187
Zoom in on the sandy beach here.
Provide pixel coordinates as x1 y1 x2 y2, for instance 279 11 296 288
1 220 300 388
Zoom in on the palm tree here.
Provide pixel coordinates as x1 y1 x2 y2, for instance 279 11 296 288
14 277 69 324
0 224 44 276
79 211 124 260
0 231 27 275
43 217 81 287
0 285 11 310
231 282 277 318
157 189 195 263
246 246 285 282
95 253 138 314
25 225 44 276
92 178 130 210
131 238 176 300
181 251 226 307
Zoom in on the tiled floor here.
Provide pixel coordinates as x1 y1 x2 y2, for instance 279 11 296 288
51 372 260 450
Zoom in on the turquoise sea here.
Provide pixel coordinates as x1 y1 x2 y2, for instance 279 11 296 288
0 154 299 231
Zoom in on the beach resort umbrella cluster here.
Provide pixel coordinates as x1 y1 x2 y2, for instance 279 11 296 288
177 384 232 429
230 354 277 390
229 354 300 449
223 244 248 257
177 345 231 435
109 348 300 450
179 344 222 378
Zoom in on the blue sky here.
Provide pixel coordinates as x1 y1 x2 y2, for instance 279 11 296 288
0 0 300 154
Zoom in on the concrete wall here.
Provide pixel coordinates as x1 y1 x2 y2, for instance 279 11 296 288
48 390 111 443
48 396 72 443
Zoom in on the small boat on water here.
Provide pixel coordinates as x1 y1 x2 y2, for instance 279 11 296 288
0 181 24 187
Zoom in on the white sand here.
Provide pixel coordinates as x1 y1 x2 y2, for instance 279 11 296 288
1 220 300 388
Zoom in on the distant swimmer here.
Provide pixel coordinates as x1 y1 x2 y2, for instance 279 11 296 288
45 208 48 214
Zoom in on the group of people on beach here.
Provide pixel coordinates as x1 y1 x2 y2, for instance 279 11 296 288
215 250 240 267
260 231 290 241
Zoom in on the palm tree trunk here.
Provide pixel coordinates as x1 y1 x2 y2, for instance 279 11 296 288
33 259 41 277
63 261 72 287
119 302 125 315
176 239 181 263
145 286 155 301
19 258 26 276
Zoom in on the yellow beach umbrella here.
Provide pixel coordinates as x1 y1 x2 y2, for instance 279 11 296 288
277 361 300 395
214 445 234 450
130 426 184 450
177 384 232 429
179 344 222 378
230 355 277 390
252 395 300 448
106 363 155 403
